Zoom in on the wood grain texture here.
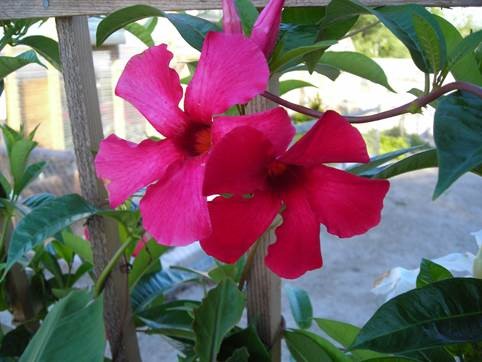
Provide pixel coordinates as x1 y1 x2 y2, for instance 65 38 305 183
246 81 282 362
55 16 141 362
1 0 480 20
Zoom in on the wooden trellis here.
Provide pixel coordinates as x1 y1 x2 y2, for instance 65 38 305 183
0 1 478 361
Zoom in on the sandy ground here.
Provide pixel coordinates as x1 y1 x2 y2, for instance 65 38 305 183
138 169 482 361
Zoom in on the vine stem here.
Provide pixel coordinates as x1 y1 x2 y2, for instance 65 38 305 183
261 81 482 123
93 237 136 298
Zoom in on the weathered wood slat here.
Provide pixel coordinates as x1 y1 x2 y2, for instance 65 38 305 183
1 0 480 20
246 82 282 362
55 16 141 362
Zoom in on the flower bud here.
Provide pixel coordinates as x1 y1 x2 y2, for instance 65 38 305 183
222 0 243 34
251 0 285 57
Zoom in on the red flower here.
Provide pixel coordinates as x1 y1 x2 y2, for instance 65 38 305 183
222 0 284 57
95 32 294 246
202 111 390 278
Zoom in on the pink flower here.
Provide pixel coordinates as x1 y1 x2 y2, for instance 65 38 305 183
202 111 390 278
222 0 284 57
95 32 294 246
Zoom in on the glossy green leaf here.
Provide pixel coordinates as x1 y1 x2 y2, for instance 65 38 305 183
282 7 325 25
271 40 336 73
129 239 168 288
286 284 313 329
315 319 384 360
347 146 424 176
219 325 270 362
17 36 60 70
351 278 482 353
235 0 259 34
131 267 199 312
0 50 44 79
226 348 250 362
284 63 341 81
124 22 154 47
279 80 316 95
371 148 438 179
20 291 104 362
412 14 444 74
14 161 45 195
319 51 394 91
96 5 164 46
447 30 482 72
416 259 453 288
434 91 482 199
434 15 482 86
9 138 36 195
166 13 220 52
285 329 349 362
370 5 446 74
193 279 245 362
61 230 93 264
6 194 97 271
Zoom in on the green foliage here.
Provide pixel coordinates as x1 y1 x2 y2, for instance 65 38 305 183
234 0 259 35
285 284 313 329
416 259 453 288
20 291 105 362
128 239 168 288
193 280 245 362
434 91 482 199
352 278 482 353
279 79 315 96
16 36 60 70
6 194 98 272
0 50 43 79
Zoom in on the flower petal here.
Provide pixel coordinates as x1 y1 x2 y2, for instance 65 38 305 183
266 187 322 279
201 192 280 263
140 158 211 246
203 126 274 196
222 0 243 34
95 134 182 208
212 107 295 154
115 44 187 138
304 165 390 238
281 111 369 166
251 0 284 57
184 32 269 122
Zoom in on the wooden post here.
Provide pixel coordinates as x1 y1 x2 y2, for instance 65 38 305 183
55 16 141 362
246 78 282 362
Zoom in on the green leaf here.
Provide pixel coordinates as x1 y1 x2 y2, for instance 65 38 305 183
14 161 45 195
372 148 438 179
129 239 168 288
315 319 383 360
193 280 245 362
447 30 482 72
351 278 482 353
270 40 337 73
226 348 249 362
9 138 37 196
219 325 270 362
235 0 259 34
284 63 341 81
434 91 482 199
319 51 394 91
19 291 105 362
285 284 313 329
6 194 97 272
96 5 164 46
282 7 325 25
434 15 482 86
124 22 154 47
0 50 44 79
370 5 446 74
347 146 424 176
17 36 60 70
166 13 220 52
416 259 453 288
0 171 11 198
285 329 349 362
131 267 200 312
279 80 316 95
412 14 444 74
61 230 93 264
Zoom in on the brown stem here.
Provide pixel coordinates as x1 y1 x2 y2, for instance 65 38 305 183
262 81 482 123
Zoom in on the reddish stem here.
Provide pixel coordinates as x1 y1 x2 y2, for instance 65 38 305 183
262 81 482 123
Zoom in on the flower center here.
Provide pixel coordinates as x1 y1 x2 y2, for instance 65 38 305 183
266 160 301 191
182 123 212 156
